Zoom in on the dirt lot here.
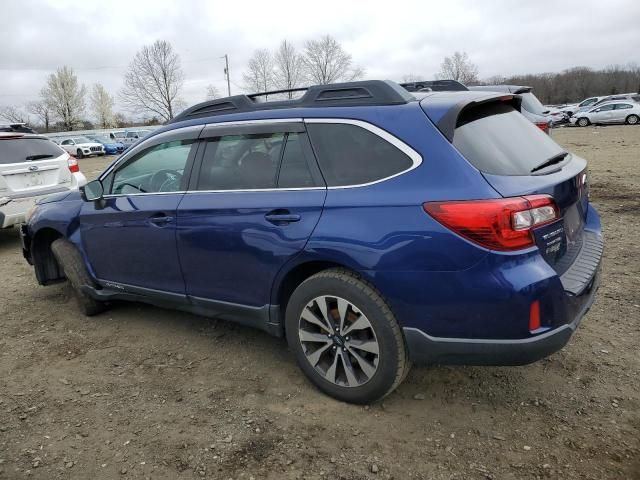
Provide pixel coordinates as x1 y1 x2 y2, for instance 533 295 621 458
1 125 639 480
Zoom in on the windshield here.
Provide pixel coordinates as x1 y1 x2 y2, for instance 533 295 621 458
453 103 566 176
519 92 547 115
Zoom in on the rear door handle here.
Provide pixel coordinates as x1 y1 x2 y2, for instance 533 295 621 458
265 210 301 225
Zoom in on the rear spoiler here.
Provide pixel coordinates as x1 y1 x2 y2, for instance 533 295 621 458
420 92 522 142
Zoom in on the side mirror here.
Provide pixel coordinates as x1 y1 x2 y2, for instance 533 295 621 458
81 180 104 202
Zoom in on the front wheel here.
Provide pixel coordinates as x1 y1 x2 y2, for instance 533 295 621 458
577 117 590 127
285 269 410 404
76 149 84 159
51 239 107 316
626 114 639 125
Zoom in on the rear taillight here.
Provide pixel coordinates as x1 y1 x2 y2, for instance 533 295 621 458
423 195 559 251
535 121 551 134
67 157 80 173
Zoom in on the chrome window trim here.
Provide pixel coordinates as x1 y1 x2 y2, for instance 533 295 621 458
98 117 423 196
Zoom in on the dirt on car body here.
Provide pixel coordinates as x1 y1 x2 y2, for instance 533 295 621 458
1 125 639 479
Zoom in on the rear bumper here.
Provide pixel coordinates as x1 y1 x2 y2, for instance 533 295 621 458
404 267 600 366
0 186 74 228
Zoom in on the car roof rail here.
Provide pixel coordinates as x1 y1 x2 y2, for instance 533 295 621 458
168 80 414 124
400 80 469 92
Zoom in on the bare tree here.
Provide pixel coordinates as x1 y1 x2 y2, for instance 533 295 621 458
243 49 274 97
273 40 304 98
302 35 364 85
121 40 184 122
437 51 479 85
90 83 115 128
27 99 52 132
205 85 221 100
0 105 29 124
41 66 86 131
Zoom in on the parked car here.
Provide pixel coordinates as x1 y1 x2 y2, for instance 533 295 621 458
122 129 152 148
107 131 126 143
0 132 86 228
590 93 640 108
557 96 604 116
21 80 603 403
467 85 556 133
58 136 105 158
86 134 125 155
570 101 640 127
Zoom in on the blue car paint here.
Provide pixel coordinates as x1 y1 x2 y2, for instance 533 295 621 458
24 90 603 365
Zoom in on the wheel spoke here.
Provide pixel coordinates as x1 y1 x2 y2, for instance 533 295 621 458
315 297 333 330
324 349 340 384
299 330 332 344
301 308 331 333
349 348 377 380
342 315 371 336
347 339 379 355
339 351 359 387
305 343 332 367
337 297 348 334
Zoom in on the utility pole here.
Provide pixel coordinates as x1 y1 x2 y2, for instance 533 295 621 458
223 54 231 96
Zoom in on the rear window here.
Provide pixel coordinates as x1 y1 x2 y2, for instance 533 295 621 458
453 103 565 176
306 123 413 187
0 137 64 164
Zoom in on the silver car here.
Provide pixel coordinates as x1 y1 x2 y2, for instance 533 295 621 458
570 101 640 127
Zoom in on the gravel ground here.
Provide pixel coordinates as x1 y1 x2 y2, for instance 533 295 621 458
0 125 638 480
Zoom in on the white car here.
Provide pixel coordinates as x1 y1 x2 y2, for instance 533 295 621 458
0 133 87 228
58 136 105 158
558 96 605 116
570 101 640 127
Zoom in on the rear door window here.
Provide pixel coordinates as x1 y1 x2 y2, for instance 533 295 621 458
614 103 633 110
0 137 65 164
277 133 317 188
452 103 566 176
306 123 414 187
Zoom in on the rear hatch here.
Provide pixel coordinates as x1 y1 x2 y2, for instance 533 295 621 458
448 101 589 276
0 135 73 198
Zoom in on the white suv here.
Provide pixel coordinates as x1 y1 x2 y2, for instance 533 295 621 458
59 136 105 158
0 133 87 228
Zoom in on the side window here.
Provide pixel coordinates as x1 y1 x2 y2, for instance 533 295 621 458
307 123 414 187
196 133 284 190
277 133 317 188
614 103 632 110
61 140 70 145
126 132 136 138
110 140 193 195
597 105 614 112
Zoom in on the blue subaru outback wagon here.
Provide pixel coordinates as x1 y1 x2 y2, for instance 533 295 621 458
21 81 603 403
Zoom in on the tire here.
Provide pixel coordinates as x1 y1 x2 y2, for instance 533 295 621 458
285 268 410 404
577 117 590 127
626 114 639 125
51 238 107 316
76 149 84 159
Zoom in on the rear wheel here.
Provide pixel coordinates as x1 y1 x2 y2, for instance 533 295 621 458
51 238 107 316
577 117 590 127
285 269 410 404
626 114 639 125
76 149 84 159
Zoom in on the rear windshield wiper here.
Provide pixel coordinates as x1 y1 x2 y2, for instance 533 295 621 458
25 154 54 161
530 152 569 173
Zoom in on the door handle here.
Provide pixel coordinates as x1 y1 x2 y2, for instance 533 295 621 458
265 210 301 225
148 214 174 226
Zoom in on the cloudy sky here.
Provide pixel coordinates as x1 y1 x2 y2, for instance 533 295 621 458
1 0 638 119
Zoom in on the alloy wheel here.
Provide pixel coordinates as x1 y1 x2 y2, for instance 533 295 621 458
298 295 380 388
